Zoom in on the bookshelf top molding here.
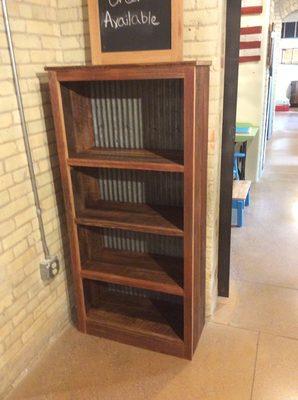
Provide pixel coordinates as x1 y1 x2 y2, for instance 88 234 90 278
45 60 211 72
45 61 211 82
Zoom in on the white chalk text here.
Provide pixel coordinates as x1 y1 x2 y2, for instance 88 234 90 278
104 10 160 30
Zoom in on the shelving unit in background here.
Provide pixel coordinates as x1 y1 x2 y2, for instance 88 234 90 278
46 62 209 359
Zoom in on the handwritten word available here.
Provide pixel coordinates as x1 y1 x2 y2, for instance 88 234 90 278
104 10 160 29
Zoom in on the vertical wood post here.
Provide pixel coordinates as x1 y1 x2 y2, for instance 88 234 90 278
218 0 242 297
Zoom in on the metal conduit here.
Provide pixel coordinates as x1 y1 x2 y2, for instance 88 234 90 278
1 0 50 259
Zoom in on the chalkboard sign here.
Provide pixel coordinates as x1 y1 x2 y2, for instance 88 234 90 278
99 0 171 53
87 0 182 64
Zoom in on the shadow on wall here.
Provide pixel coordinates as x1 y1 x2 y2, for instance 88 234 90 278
37 73 77 324
33 1 94 323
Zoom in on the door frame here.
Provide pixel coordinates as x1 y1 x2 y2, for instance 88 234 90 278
218 0 242 297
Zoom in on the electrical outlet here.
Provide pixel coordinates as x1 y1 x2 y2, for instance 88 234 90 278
40 256 59 281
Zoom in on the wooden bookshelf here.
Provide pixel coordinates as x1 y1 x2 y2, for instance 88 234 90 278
68 148 184 172
47 62 209 359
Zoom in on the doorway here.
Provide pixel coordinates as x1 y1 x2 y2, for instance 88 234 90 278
218 2 298 298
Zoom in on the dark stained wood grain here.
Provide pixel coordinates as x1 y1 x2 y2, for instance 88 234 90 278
71 167 101 214
193 65 209 351
45 63 210 83
45 61 211 72
76 200 183 237
48 72 87 332
60 82 95 154
68 147 184 172
182 68 195 359
81 247 183 296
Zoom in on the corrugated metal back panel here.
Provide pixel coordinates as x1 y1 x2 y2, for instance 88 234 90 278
88 79 184 301
101 228 183 258
97 169 183 207
90 79 183 150
106 283 182 304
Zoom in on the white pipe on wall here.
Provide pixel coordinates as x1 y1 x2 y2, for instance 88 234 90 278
1 0 50 260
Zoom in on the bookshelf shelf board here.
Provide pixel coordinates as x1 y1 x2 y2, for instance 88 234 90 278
81 248 184 296
68 148 184 172
76 201 184 237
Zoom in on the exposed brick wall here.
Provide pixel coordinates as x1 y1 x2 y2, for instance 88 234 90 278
58 0 90 63
0 0 226 397
0 2 71 398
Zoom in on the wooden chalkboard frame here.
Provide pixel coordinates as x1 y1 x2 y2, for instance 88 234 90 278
87 0 183 65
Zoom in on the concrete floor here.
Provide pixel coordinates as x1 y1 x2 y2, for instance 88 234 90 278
7 112 298 400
